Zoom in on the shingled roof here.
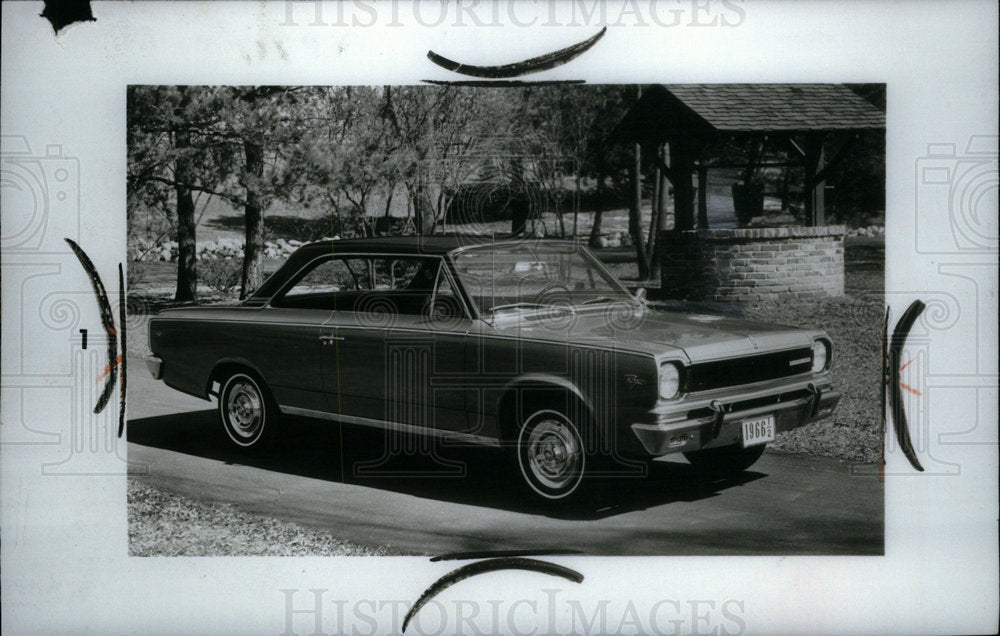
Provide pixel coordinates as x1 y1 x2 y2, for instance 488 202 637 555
613 84 885 143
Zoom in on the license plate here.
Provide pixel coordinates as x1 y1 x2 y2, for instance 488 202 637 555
741 415 776 447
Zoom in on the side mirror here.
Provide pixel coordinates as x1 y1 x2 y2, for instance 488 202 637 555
635 287 648 306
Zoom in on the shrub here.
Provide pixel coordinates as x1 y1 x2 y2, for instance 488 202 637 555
199 257 242 296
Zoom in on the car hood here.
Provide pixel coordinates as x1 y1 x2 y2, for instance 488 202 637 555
490 306 819 362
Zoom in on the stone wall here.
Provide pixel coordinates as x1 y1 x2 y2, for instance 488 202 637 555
658 226 846 302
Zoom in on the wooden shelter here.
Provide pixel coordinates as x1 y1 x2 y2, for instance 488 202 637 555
612 84 886 227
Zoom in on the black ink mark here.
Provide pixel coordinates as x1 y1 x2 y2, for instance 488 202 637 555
887 300 925 472
79 328 88 350
880 306 889 478
403 557 583 633
421 79 587 87
427 27 606 79
431 548 581 562
118 263 126 438
65 238 117 415
40 0 96 34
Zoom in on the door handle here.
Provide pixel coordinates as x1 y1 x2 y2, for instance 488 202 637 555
319 334 344 345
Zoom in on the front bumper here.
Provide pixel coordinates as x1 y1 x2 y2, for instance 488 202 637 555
629 377 841 456
145 355 163 380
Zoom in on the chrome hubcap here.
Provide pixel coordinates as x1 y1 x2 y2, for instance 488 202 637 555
226 380 262 438
526 418 581 490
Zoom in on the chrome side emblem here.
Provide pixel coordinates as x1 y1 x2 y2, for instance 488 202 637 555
789 357 811 367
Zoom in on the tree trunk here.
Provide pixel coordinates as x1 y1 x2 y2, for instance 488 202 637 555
173 132 197 302
413 184 437 235
240 140 265 299
588 171 605 249
573 174 581 237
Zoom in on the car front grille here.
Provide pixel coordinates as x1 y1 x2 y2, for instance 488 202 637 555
685 347 813 393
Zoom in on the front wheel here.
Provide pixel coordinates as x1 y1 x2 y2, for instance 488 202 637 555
683 443 766 474
218 371 278 449
516 410 586 501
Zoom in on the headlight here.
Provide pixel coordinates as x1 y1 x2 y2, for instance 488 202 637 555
811 340 830 373
659 362 681 399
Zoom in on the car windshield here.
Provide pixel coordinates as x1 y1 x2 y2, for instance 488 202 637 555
451 242 635 318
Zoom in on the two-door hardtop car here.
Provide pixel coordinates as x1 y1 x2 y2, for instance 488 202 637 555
146 236 841 501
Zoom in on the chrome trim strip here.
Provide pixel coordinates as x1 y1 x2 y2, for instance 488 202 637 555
278 405 501 447
145 315 657 357
650 376 832 416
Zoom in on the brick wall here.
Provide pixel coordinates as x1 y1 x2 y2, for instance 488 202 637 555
658 226 846 302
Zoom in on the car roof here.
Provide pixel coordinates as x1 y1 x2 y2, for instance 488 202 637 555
297 234 569 256
247 235 579 302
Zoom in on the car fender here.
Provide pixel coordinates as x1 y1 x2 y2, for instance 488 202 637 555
495 373 596 443
207 357 270 398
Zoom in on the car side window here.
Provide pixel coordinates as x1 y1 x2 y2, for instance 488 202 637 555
271 257 366 309
271 254 462 317
284 259 347 296
358 256 441 317
427 266 466 319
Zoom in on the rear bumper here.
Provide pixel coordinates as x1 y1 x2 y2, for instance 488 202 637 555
629 377 841 456
145 355 163 380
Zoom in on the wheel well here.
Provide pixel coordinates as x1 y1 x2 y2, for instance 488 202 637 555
496 384 593 446
208 362 265 398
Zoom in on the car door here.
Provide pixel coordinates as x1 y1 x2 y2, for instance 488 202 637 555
260 257 339 413
384 261 472 434
317 254 389 422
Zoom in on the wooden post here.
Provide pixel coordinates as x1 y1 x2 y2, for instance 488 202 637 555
672 141 696 231
661 144 673 230
805 135 827 226
646 155 666 270
629 142 651 280
697 163 709 229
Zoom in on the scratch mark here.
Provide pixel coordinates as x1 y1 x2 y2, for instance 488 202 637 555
119 263 127 437
898 381 922 397
879 306 889 480
427 27 606 79
403 557 583 633
886 300 926 472
96 355 123 382
66 238 118 415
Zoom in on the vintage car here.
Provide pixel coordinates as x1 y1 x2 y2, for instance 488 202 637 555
146 236 841 501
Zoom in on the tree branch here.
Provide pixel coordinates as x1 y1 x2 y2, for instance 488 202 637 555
143 176 246 207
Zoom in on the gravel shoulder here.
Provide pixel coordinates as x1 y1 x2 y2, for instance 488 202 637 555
129 479 407 556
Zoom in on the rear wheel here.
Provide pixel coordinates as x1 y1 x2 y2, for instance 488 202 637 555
516 409 586 501
683 443 766 474
218 371 278 449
